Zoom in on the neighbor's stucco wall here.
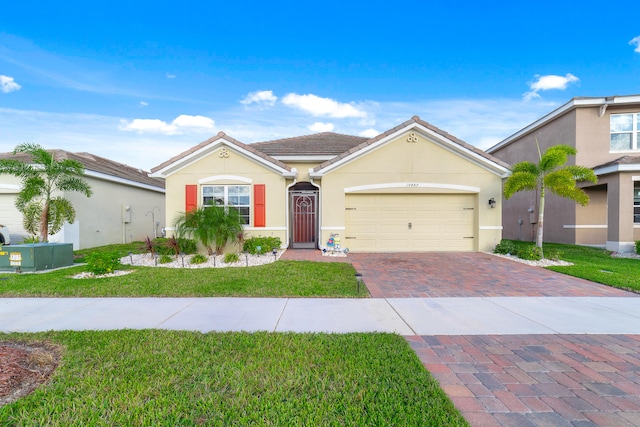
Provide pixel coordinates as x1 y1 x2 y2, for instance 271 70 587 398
163 145 288 244
491 110 578 244
0 174 26 242
65 176 165 249
0 173 165 249
317 130 504 252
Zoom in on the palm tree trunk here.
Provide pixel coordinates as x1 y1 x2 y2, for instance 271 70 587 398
39 202 49 242
536 187 545 258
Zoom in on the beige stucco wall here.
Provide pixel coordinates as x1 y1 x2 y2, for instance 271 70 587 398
575 185 607 246
316 131 503 252
163 145 289 245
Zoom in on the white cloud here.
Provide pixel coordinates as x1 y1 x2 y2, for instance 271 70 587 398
172 114 215 129
0 75 21 93
630 36 640 53
241 90 278 106
308 122 334 132
359 128 379 138
166 73 176 79
120 114 215 135
140 101 149 107
120 118 178 134
282 93 368 118
523 73 579 101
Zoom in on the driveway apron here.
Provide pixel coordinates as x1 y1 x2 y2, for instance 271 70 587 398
281 250 640 426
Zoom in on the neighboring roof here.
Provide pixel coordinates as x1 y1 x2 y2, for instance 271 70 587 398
150 132 294 178
251 132 368 157
0 150 165 191
487 94 640 154
593 155 640 175
311 116 511 176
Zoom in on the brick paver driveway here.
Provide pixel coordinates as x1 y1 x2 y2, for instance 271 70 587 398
281 250 640 426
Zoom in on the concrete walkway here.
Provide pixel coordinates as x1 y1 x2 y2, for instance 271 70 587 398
2 296 640 335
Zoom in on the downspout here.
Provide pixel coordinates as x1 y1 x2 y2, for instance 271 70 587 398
309 170 322 249
284 168 298 249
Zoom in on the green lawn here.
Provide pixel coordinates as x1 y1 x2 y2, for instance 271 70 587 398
0 330 468 427
505 240 640 292
0 260 364 297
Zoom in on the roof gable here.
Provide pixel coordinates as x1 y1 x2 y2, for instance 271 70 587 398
310 116 511 178
149 132 295 178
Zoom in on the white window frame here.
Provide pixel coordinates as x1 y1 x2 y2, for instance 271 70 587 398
610 113 640 151
202 184 251 225
635 184 640 224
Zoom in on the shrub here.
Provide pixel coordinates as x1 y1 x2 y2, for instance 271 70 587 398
636 240 640 255
190 254 208 264
224 253 240 263
493 239 517 255
159 254 173 264
243 236 282 255
516 245 543 261
545 249 563 261
22 235 41 244
153 237 198 256
85 251 121 275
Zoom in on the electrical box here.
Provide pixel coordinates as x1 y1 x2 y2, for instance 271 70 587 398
122 204 131 223
0 243 74 272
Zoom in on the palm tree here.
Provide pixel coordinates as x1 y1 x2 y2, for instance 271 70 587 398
173 205 243 255
0 144 92 242
503 142 597 257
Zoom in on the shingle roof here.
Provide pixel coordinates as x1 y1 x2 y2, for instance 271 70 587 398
251 132 369 156
150 132 292 174
0 150 164 189
312 116 511 172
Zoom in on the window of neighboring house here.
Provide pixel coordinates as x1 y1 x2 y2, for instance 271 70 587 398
610 113 640 151
202 185 250 225
635 183 640 223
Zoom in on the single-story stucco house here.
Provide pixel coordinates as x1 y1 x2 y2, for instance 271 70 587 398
0 150 166 249
488 94 640 253
150 116 510 252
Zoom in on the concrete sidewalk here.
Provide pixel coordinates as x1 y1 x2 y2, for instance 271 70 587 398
2 296 640 335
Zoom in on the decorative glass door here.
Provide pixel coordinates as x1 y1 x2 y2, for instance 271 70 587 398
290 190 317 248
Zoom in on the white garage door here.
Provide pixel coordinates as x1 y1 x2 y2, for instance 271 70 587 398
344 194 476 252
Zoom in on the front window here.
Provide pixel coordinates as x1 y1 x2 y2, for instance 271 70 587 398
202 185 250 225
611 113 640 151
635 183 640 223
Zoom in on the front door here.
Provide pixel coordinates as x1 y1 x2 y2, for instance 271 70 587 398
290 190 318 248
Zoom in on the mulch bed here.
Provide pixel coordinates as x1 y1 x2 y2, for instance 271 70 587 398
0 342 60 407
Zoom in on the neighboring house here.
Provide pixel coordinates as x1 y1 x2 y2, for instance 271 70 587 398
0 150 165 249
150 116 509 252
488 94 640 253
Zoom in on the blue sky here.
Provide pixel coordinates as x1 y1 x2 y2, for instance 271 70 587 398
1 1 640 171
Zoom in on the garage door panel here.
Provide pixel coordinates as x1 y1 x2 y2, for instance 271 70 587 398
345 193 475 252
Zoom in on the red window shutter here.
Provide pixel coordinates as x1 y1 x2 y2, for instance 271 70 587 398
185 185 198 212
254 184 266 227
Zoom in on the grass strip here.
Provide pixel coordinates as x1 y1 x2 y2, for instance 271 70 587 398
502 240 640 292
0 330 467 426
0 261 364 298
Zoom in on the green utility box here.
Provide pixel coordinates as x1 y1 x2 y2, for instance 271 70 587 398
0 243 74 272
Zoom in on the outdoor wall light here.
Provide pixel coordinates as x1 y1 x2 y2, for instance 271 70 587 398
488 198 497 208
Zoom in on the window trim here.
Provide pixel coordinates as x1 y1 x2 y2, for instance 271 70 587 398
610 113 640 152
202 184 251 225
